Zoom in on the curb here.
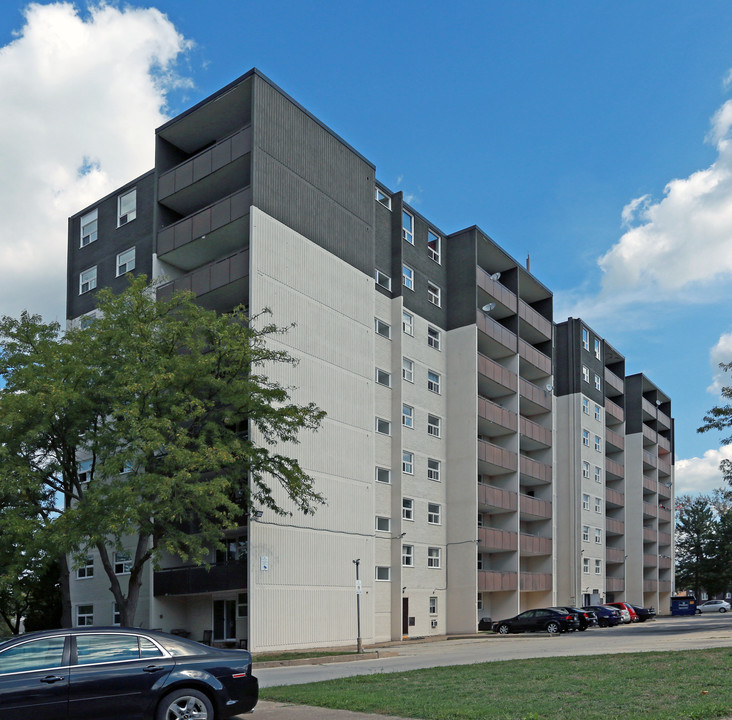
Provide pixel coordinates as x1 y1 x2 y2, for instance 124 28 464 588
256 649 399 668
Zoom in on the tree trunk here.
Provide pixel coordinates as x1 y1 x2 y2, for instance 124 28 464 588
58 553 72 628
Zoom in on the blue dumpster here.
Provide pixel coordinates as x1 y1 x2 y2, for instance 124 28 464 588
670 596 696 615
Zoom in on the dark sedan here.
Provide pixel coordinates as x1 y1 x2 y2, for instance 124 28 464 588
553 606 598 631
493 608 580 635
629 604 656 622
0 626 258 720
583 605 622 627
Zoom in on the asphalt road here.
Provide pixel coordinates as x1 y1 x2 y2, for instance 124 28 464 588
256 614 732 689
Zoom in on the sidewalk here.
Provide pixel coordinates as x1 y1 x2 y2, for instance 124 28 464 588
247 700 418 720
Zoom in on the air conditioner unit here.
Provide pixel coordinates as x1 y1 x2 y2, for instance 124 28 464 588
431 619 438 629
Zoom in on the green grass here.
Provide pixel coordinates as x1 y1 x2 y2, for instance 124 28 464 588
261 647 732 719
252 649 359 662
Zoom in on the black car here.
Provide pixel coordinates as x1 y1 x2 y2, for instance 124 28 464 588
552 606 598 631
493 608 580 635
583 605 622 627
0 626 258 720
629 604 656 622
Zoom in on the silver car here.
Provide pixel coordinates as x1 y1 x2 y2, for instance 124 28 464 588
697 599 731 613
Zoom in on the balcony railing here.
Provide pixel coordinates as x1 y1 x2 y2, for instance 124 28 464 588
657 435 671 453
479 396 518 432
604 367 624 394
479 527 518 551
643 475 657 493
519 532 552 556
641 397 657 419
605 487 625 507
657 410 671 430
659 556 672 569
478 353 517 393
518 298 552 340
606 518 625 535
605 398 624 424
478 439 518 473
478 570 518 592
519 378 552 412
606 577 625 592
643 450 658 469
519 493 552 519
658 531 672 547
643 554 658 567
478 484 518 512
643 527 656 542
657 481 672 499
605 457 625 480
643 579 658 592
659 580 672 592
658 458 672 476
606 427 625 452
606 547 625 564
642 502 657 519
519 571 552 592
642 425 657 445
519 416 552 447
477 268 517 312
658 506 672 523
154 559 247 596
518 338 551 375
519 455 552 484
477 311 517 353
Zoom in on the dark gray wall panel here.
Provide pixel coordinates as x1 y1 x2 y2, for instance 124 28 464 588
445 228 478 331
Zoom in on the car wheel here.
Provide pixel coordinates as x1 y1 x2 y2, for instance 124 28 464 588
497 623 510 634
598 619 608 628
720 607 727 613
156 688 214 720
546 621 560 634
696 609 702 614
578 625 586 631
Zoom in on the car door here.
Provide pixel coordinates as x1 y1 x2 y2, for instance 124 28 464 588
0 635 69 720
514 610 537 631
68 632 174 720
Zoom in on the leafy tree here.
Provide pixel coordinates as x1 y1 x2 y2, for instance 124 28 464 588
675 494 718 598
0 276 325 627
699 362 732 486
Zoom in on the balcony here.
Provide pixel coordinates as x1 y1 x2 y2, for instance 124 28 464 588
605 398 624 424
520 533 552 556
157 187 251 271
657 409 671 430
478 570 518 592
519 378 552 414
479 527 518 552
479 396 518 435
520 571 552 592
659 580 672 592
519 455 552 485
154 559 247 596
605 487 625 508
158 126 252 216
643 579 658 592
641 397 657 420
606 577 625 592
642 425 657 446
478 439 518 474
643 554 658 568
642 502 657 519
659 556 672 569
643 450 657 470
657 481 672 499
157 249 249 313
478 353 517 397
606 547 625 564
605 427 625 453
643 527 656 542
658 531 672 547
606 518 625 535
478 484 518 513
477 311 517 356
519 416 552 450
604 367 624 395
518 298 552 343
606 457 625 481
658 434 671 453
477 268 517 313
518 337 551 377
519 493 552 520
643 475 657 493
658 505 672 523
658 457 672 477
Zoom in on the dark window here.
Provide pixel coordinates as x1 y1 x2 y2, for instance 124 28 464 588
0 637 66 673
76 634 140 665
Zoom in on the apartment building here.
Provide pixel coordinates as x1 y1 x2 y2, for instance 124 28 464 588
554 319 674 612
65 68 670 650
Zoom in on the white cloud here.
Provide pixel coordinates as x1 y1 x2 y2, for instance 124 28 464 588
0 2 191 323
707 331 732 395
675 445 732 495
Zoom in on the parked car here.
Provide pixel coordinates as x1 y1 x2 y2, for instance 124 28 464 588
582 605 622 628
0 626 258 720
478 617 493 631
629 604 656 622
553 606 598 631
493 608 580 635
696 599 731 614
604 602 638 622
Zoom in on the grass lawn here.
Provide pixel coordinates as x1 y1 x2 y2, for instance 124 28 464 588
261 647 732 720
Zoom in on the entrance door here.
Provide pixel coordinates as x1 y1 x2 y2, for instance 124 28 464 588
402 598 409 636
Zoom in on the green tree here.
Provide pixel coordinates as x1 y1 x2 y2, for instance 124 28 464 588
699 362 732 486
675 494 718 598
0 276 325 627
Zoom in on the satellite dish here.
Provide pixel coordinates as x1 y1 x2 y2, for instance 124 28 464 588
490 272 501 281
545 383 553 392
481 303 496 313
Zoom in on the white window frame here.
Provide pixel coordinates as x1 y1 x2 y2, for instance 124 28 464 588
402 264 414 290
594 496 602 513
76 604 94 626
429 596 438 614
402 310 414 336
375 269 391 291
582 398 590 415
582 461 590 479
375 516 391 532
595 528 602 544
80 209 98 247
375 566 391 581
427 229 441 264
112 602 121 626
402 497 414 521
116 247 135 277
402 544 414 566
582 525 590 542
582 429 590 447
583 558 590 574
427 281 441 307
375 368 391 387
427 370 441 394
427 458 441 482
375 318 391 339
375 187 391 210
582 327 589 351
375 417 391 435
594 435 602 452
594 339 601 359
402 403 414 429
376 467 391 484
594 558 602 575
582 494 590 511
427 414 441 438
402 451 414 475
114 551 132 575
594 374 602 391
402 357 414 383
582 365 590 383
402 210 414 244
77 556 94 579
594 466 602 483
427 326 441 350
117 188 137 227
79 266 97 294
427 547 441 568
427 503 441 525
477 512 484 527
594 404 601 421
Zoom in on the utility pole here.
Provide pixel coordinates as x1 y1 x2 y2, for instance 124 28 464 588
353 558 363 653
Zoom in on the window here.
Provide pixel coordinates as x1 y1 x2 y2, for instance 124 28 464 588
427 547 441 568
375 417 391 435
114 551 132 575
402 264 414 290
0 637 66 673
582 365 590 383
376 467 391 484
79 266 97 294
376 516 391 532
477 512 484 527
428 230 441 263
477 593 483 610
427 458 441 482
375 318 391 339
79 312 97 329
594 434 601 452
582 398 590 415
582 494 590 511
477 553 484 570
594 466 602 483
116 247 135 276
429 596 438 614
77 458 92 485
427 370 441 394
582 429 590 446
113 602 121 625
77 556 94 579
428 503 441 524
76 604 94 626
402 310 414 335
582 327 589 351
594 404 601 421
402 544 414 566
582 525 590 542
402 404 414 428
375 368 391 387
376 566 390 580
237 593 248 618
594 339 601 359
376 187 391 209
595 528 602 544
402 498 414 520
595 558 602 575
582 461 590 479
427 414 441 437
118 188 136 226
402 210 414 244
427 326 441 350
427 281 441 307
80 209 98 247
375 269 391 290
583 558 590 574
594 374 602 391
594 496 602 513
402 357 414 382
402 451 414 474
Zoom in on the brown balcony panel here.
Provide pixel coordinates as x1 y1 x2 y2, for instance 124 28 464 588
518 338 551 375
605 487 625 508
478 570 518 592
643 554 658 567
520 571 552 592
606 577 625 592
606 547 625 564
657 410 671 430
643 579 658 592
519 416 552 447
518 299 552 340
657 482 672 499
519 378 552 413
658 459 671 477
154 559 247 596
606 518 625 535
477 269 517 312
643 527 656 542
606 427 625 452
478 484 518 512
604 367 624 394
659 556 672 569
479 527 518 552
643 450 658 469
657 506 672 522
605 458 625 480
642 425 658 445
641 397 657 419
479 397 518 432
605 399 624 424
642 502 657 519
478 353 518 393
479 439 518 473
519 494 552 519
659 580 672 592
520 533 552 556
658 531 672 547
657 435 671 453
642 475 657 493
477 311 517 353
520 455 552 484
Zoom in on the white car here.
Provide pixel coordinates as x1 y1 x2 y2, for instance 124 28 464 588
697 599 731 613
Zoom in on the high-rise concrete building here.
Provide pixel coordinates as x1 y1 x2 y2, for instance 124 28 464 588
65 69 671 650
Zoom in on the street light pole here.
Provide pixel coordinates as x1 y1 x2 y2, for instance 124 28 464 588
353 558 362 653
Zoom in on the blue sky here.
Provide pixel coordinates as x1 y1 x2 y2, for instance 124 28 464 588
1 1 732 493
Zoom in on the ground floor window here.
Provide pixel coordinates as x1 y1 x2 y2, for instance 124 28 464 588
214 599 237 641
237 593 248 618
76 604 94 626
